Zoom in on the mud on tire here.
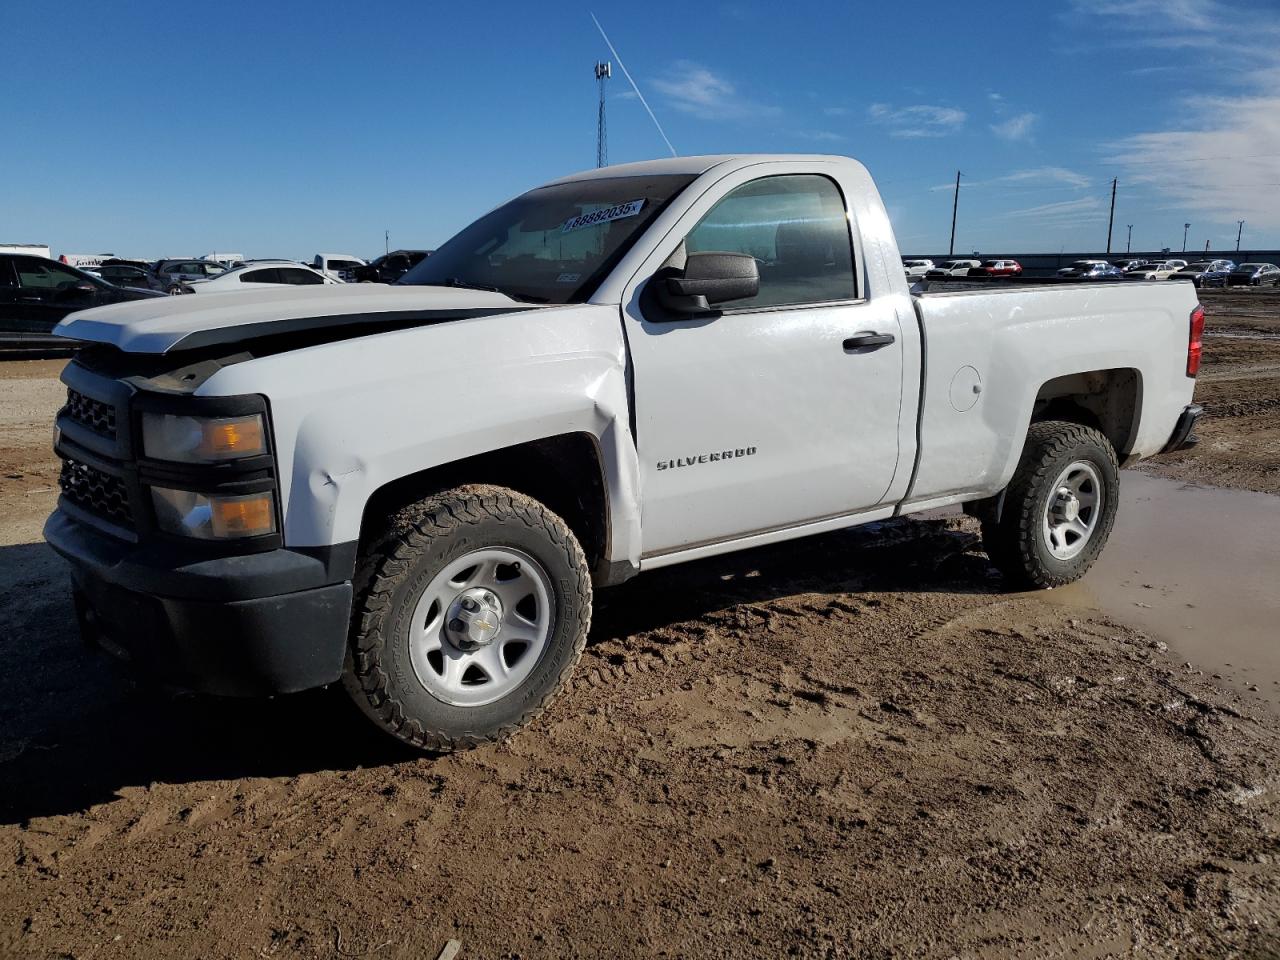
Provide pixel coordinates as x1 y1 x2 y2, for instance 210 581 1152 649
981 420 1120 590
344 485 592 751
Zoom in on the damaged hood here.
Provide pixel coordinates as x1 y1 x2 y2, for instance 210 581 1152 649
54 283 542 354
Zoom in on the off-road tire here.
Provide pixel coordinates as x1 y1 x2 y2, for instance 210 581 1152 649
981 421 1120 589
343 485 591 751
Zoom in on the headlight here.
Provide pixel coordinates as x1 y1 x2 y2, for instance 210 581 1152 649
141 412 266 463
150 487 277 540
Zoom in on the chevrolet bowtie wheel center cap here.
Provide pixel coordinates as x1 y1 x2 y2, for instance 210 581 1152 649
445 589 505 650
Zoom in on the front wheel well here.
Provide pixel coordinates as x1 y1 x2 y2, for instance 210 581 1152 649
358 433 609 580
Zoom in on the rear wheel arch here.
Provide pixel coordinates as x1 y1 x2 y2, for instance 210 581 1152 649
1030 367 1142 460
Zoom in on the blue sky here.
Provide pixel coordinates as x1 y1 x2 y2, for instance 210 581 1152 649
3 0 1278 259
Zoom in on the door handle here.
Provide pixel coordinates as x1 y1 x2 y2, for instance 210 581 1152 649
843 332 895 351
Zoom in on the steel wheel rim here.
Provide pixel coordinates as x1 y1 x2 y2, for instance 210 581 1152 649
1042 460 1103 561
408 546 554 707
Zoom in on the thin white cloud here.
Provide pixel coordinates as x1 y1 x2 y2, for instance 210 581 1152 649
991 112 1038 142
996 197 1104 221
1108 95 1280 229
797 130 847 143
1082 0 1280 229
930 167 1092 192
651 61 779 121
868 102 966 138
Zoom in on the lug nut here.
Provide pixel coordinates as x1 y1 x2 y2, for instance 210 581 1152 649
460 597 479 612
449 618 466 632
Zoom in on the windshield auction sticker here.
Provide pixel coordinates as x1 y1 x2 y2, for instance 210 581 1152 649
561 199 645 233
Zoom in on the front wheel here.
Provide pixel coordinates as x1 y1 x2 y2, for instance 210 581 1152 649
981 421 1120 589
344 485 592 751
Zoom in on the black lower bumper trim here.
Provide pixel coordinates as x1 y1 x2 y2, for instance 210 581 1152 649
1162 402 1205 454
47 508 354 697
71 569 352 697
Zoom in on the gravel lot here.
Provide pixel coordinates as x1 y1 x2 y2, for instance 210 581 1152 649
1 290 1278 959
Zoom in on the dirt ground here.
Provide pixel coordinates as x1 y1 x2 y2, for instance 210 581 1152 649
1135 288 1280 495
2 293 1279 959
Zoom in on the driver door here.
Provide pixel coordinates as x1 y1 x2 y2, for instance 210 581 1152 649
622 168 905 558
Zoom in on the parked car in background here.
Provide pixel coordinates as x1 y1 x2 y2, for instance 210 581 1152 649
1226 263 1280 286
1124 261 1183 281
902 258 934 278
171 260 337 294
352 249 433 283
1112 259 1148 273
924 258 981 278
0 254 163 352
970 259 1023 277
88 263 165 291
152 259 228 293
312 253 366 283
1171 260 1234 288
1056 260 1121 279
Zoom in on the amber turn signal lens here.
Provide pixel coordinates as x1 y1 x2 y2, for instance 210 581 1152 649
200 417 266 459
210 494 276 538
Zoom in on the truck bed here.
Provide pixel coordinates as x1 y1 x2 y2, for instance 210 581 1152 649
900 279 1199 513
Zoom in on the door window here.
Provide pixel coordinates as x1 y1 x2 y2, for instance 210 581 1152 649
278 268 324 285
16 258 88 292
240 268 281 284
684 175 856 309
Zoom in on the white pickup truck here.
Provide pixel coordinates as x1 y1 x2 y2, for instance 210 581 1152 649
48 154 1204 751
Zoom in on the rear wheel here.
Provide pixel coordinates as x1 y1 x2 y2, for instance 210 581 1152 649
981 421 1120 589
344 485 591 751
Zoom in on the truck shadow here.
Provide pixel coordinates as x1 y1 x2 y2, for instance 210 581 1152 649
0 516 995 824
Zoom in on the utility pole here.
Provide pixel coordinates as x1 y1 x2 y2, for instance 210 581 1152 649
1183 223 1190 253
384 230 389 256
1204 238 1210 253
595 61 611 168
1105 178 1117 254
1126 224 1133 254
948 170 961 257
1237 219 1245 253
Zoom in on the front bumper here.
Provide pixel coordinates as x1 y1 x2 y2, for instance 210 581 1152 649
1161 402 1204 454
46 509 353 697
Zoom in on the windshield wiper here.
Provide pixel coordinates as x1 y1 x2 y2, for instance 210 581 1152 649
418 277 503 294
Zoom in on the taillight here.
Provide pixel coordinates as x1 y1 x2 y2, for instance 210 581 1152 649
1187 304 1205 377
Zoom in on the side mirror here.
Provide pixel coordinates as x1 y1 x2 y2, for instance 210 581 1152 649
657 251 759 315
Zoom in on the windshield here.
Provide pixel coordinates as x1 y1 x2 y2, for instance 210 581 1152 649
1239 264 1266 270
1187 262 1213 270
399 174 696 303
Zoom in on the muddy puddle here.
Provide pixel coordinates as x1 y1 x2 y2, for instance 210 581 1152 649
1051 470 1280 714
